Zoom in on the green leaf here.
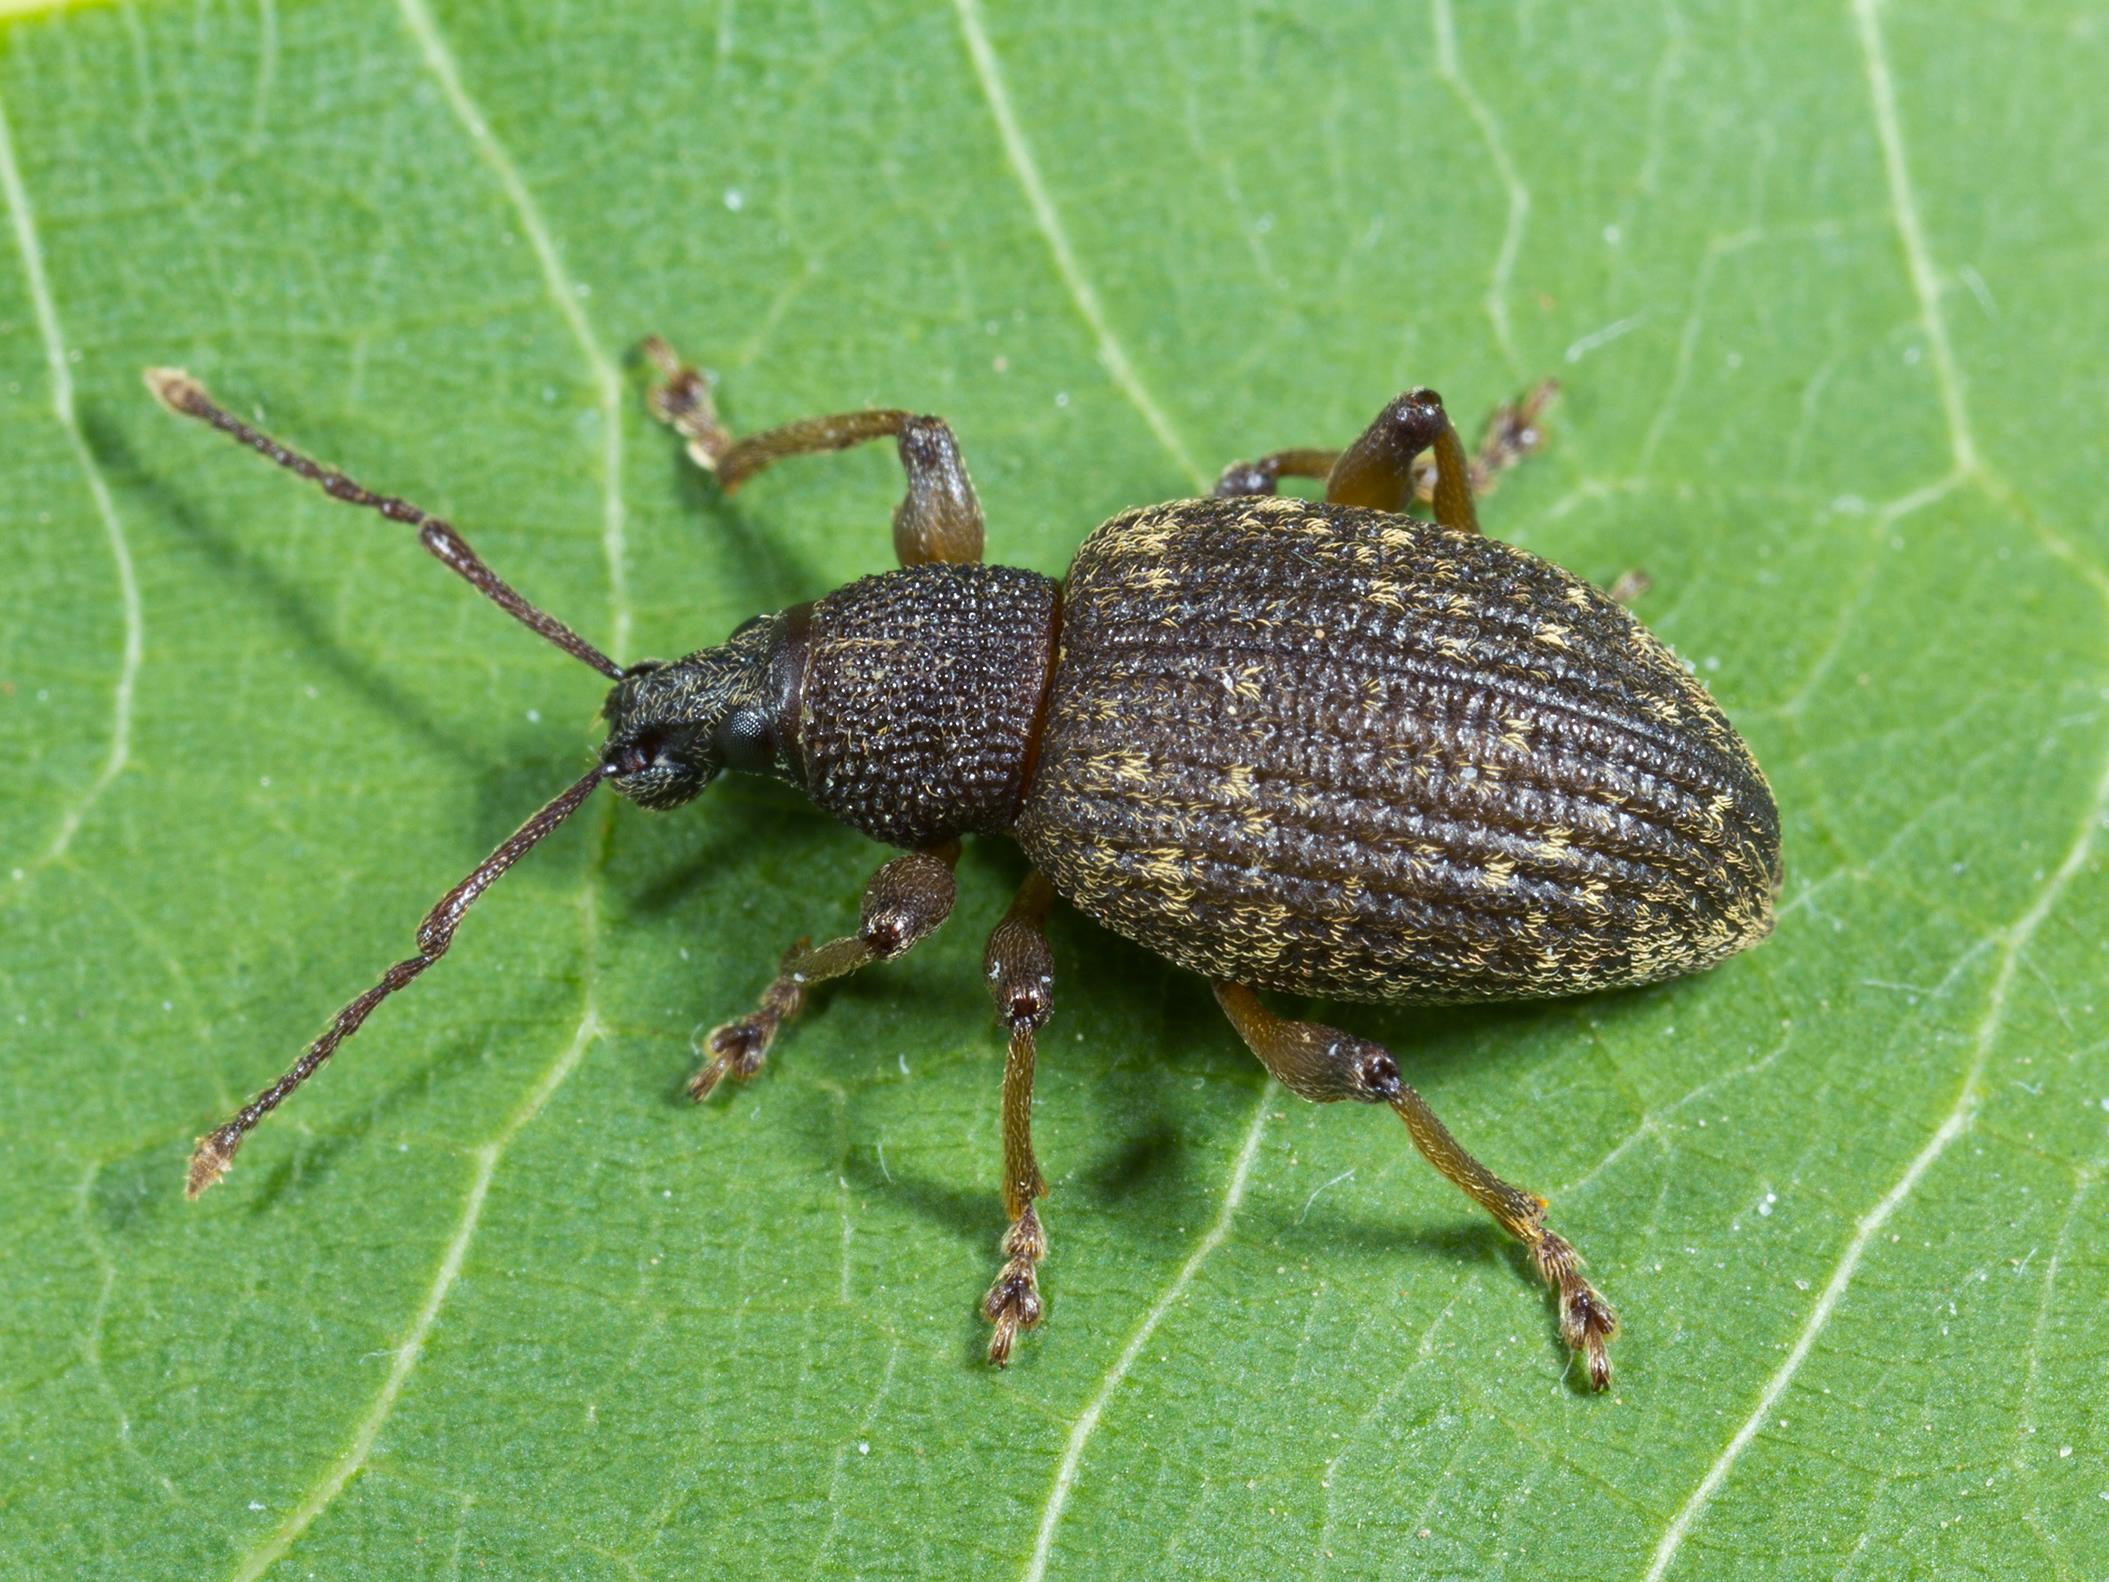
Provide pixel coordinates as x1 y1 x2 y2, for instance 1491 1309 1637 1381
4 0 2105 1576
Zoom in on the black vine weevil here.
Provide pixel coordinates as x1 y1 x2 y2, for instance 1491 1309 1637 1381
147 346 1780 1390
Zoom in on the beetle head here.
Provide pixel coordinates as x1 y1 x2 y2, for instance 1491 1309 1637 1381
599 615 789 810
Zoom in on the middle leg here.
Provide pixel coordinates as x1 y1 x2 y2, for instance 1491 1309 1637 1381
980 870 1057 1365
1214 981 1619 1389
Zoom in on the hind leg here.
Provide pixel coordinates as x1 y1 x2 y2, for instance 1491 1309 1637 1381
1214 982 1618 1389
1214 381 1557 535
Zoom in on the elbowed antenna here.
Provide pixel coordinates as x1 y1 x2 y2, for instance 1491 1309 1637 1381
186 763 612 1196
144 368 625 680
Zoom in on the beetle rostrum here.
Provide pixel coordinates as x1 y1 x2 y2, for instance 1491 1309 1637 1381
148 348 1779 1393
600 621 795 807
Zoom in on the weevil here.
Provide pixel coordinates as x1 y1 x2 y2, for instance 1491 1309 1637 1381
147 345 1780 1390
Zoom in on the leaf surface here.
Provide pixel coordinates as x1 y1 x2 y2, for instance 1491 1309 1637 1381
3 1 2105 1577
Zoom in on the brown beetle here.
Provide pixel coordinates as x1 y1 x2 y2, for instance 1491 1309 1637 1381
148 346 1779 1391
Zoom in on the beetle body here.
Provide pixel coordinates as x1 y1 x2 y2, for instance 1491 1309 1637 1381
156 358 1779 1390
614 494 1779 1007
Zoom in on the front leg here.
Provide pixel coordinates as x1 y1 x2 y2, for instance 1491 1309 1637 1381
688 846 958 1099
1214 982 1619 1389
643 336 984 566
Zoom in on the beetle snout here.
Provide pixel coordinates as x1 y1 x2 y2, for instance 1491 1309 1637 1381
608 735 656 779
602 723 717 810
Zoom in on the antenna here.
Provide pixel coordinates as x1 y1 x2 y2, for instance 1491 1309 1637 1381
145 368 624 679
186 763 611 1196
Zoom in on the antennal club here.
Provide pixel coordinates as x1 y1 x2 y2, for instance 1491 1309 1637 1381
144 367 625 680
186 764 612 1197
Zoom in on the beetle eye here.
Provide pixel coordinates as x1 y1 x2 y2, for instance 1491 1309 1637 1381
712 707 773 772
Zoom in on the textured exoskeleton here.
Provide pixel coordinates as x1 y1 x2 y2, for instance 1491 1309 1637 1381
1020 496 1779 1002
154 354 1780 1392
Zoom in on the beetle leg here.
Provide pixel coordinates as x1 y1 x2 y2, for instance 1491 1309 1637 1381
686 846 958 1100
1213 982 1618 1390
1213 448 1339 498
1606 568 1653 607
1324 388 1482 531
641 337 984 566
1218 382 1555 528
1461 379 1558 499
980 870 1057 1365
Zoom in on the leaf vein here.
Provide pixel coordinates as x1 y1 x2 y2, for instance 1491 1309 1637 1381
949 0 1206 490
1022 1088 1272 1582
1314 1272 1478 1572
1850 0 1975 478
1640 727 2109 1581
1431 0 1529 376
391 0 632 657
0 84 145 888
219 7 634 1568
1851 0 2109 596
224 1002 607 1582
2016 1167 2093 1581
